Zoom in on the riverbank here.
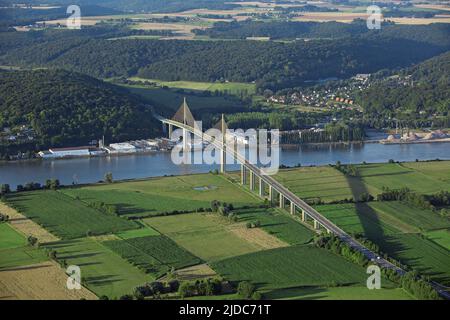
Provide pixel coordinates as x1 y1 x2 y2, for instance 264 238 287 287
1 142 450 189
380 138 450 145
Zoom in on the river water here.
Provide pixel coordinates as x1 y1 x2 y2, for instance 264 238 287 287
1 142 449 189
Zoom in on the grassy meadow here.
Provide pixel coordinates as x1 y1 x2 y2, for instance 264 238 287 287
425 229 450 250
274 166 361 203
6 191 138 239
62 173 259 218
124 85 245 114
263 286 413 300
380 234 450 285
233 207 314 245
104 235 201 278
44 238 154 298
0 223 48 269
2 162 449 299
355 163 450 195
211 245 377 290
0 223 27 250
144 213 263 261
128 77 256 95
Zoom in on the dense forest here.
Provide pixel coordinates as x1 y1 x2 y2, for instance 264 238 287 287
1 23 449 91
356 51 450 121
0 69 161 154
193 20 450 41
194 20 373 39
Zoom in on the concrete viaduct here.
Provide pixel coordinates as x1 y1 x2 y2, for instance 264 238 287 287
155 100 449 299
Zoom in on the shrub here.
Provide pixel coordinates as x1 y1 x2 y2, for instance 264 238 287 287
168 280 180 292
178 282 196 298
237 281 255 299
27 235 38 247
251 291 262 300
149 281 164 294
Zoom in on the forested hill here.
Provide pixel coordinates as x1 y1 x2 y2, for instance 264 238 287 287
0 69 160 148
194 20 450 42
1 23 449 91
356 51 450 121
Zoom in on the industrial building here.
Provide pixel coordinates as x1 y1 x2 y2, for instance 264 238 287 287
38 146 105 159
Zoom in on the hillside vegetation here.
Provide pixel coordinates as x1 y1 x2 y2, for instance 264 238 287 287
357 51 450 119
0 69 160 148
1 23 449 91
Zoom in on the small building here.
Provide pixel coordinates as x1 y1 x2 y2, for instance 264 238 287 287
48 146 91 157
108 142 137 154
38 146 94 159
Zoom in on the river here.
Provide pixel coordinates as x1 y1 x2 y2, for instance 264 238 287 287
1 142 450 189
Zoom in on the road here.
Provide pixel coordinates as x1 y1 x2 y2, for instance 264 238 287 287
160 117 450 300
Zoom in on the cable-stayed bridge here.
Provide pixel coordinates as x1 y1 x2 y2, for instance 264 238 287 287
155 99 449 299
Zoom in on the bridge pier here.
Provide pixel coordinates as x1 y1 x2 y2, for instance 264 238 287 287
301 209 305 222
259 178 264 197
314 220 319 230
249 171 255 191
240 165 247 185
279 194 285 208
168 123 173 138
268 186 274 204
290 202 295 215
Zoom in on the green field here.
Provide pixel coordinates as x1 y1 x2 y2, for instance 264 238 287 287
0 246 48 269
315 201 450 285
0 221 47 269
402 161 450 185
379 233 450 285
6 191 138 239
124 85 245 113
425 229 450 250
129 77 256 95
211 245 376 290
144 213 262 261
263 286 413 300
315 203 401 239
0 223 27 250
234 207 314 245
62 174 259 217
368 201 450 232
104 235 201 278
44 238 153 298
275 166 360 203
115 227 159 239
356 163 450 195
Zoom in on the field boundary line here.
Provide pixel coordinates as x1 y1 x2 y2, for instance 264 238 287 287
0 201 60 244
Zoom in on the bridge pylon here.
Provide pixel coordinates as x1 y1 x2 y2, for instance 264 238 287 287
211 113 229 173
171 97 196 150
220 114 226 173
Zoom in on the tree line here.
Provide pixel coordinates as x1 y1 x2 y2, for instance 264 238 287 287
1 24 449 92
0 69 161 155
